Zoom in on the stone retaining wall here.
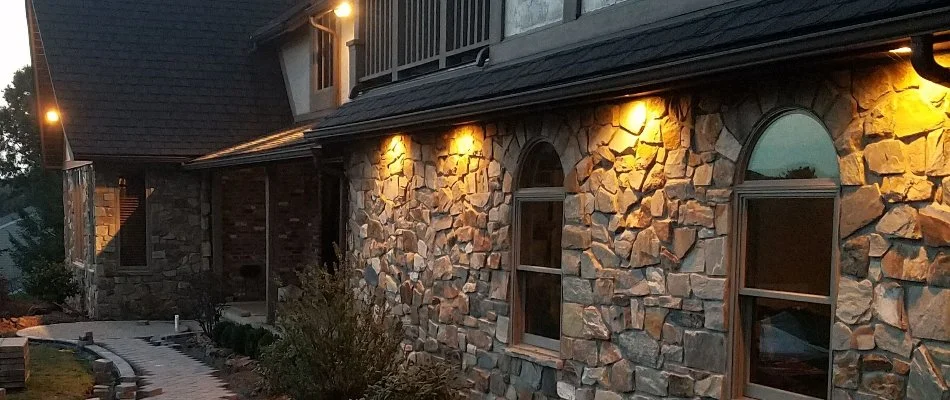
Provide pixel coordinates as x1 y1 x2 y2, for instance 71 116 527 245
343 59 950 399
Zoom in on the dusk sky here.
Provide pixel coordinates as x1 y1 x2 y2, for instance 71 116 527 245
0 0 30 105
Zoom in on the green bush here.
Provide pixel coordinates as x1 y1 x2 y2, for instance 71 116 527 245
21 261 79 304
210 320 275 359
259 254 461 400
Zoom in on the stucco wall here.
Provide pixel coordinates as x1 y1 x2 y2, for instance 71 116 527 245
343 59 950 399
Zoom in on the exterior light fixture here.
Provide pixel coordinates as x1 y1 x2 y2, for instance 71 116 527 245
889 46 912 55
45 109 61 124
333 2 353 18
310 2 353 35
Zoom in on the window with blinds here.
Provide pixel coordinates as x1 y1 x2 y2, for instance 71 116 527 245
118 176 147 267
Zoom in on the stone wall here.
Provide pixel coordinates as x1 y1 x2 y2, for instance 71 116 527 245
343 58 950 399
89 163 209 319
63 163 96 315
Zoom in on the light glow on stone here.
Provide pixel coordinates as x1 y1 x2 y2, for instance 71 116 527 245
623 101 648 134
919 75 947 104
387 135 406 156
456 133 476 155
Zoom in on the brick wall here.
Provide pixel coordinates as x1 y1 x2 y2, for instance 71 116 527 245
219 167 267 300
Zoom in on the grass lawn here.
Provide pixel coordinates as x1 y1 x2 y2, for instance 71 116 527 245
7 344 94 400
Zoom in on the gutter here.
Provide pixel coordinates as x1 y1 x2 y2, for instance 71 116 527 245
911 34 950 87
183 143 314 170
308 6 950 141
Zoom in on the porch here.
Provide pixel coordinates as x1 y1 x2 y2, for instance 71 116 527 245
186 125 346 326
221 301 268 328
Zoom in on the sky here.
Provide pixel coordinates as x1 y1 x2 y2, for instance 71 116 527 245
0 0 30 105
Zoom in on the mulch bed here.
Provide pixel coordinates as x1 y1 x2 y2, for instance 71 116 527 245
173 334 288 400
0 297 86 337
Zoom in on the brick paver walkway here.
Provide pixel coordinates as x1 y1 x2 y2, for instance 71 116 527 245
18 321 236 399
103 338 235 399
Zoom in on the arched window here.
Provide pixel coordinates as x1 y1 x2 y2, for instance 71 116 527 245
733 110 840 400
512 142 564 351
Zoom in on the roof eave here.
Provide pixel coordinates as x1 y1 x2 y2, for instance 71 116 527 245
307 6 950 142
184 143 314 170
252 0 328 45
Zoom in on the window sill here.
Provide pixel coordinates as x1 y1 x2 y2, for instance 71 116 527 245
505 344 563 369
114 268 152 276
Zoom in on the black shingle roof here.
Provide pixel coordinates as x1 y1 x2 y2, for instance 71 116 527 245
313 0 948 137
30 0 297 158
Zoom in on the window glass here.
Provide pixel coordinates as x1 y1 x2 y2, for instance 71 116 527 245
519 201 563 268
119 176 147 267
523 271 561 339
582 0 629 13
745 197 833 296
746 113 839 180
519 142 564 188
505 0 563 37
749 297 831 399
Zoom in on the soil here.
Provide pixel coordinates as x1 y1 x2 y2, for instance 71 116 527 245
0 296 86 337
173 334 288 400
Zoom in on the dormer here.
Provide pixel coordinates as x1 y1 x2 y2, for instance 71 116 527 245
254 1 357 122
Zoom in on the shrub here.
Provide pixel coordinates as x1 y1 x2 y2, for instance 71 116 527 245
364 362 463 400
259 253 461 400
176 267 228 335
21 261 78 304
210 320 275 359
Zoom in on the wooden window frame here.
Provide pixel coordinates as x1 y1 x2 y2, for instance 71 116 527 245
728 108 841 400
730 183 839 400
311 13 339 112
512 186 565 352
117 174 149 269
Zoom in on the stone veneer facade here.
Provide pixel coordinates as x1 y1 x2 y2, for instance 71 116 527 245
343 59 950 399
64 163 210 319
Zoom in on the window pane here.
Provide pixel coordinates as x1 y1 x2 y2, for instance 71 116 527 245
518 142 563 188
745 198 833 296
582 0 629 13
523 271 560 340
119 177 147 267
504 0 563 37
746 113 839 180
519 201 563 268
748 297 830 399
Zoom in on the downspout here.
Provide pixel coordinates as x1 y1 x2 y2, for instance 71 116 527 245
911 34 950 87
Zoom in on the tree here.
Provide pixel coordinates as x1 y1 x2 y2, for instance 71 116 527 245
0 66 70 301
0 66 41 178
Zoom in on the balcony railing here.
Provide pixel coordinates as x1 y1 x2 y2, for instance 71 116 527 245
359 0 492 83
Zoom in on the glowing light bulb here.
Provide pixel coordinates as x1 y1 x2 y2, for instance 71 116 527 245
889 47 912 55
334 2 353 18
45 109 60 123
